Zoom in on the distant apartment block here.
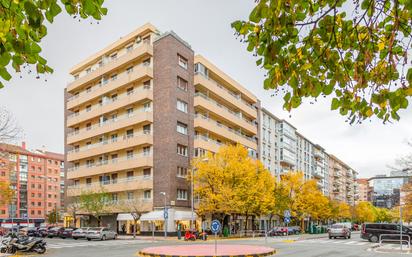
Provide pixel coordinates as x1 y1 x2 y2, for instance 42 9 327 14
328 155 358 205
355 178 370 203
64 23 357 233
0 143 64 226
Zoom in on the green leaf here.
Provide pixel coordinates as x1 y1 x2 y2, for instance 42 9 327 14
331 98 340 110
0 67 12 81
256 58 262 66
289 75 298 88
50 2 62 17
0 52 11 66
407 68 412 84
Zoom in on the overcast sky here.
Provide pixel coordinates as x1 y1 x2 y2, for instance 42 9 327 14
0 0 410 178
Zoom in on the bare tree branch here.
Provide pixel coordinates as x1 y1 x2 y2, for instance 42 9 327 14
0 107 22 143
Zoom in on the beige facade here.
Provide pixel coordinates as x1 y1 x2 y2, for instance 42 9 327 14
356 178 370 203
329 155 358 205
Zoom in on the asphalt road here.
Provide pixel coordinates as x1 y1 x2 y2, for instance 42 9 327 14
7 233 406 257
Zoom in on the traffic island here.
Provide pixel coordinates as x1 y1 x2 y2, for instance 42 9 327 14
138 244 276 257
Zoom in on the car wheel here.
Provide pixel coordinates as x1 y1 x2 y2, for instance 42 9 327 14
102 235 106 241
74 238 78 240
87 238 91 241
370 235 379 243
329 236 332 239
114 234 117 240
348 235 351 239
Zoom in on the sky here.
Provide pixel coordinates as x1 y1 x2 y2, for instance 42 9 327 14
0 0 410 178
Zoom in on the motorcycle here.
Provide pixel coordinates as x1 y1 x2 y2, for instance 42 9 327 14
184 230 197 241
1 234 47 254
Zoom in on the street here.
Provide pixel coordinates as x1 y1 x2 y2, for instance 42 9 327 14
23 232 405 257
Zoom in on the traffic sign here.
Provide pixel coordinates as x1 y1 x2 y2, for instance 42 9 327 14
211 220 221 233
163 208 168 219
284 217 291 224
284 210 291 218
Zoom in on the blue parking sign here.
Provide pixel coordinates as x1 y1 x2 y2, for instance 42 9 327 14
211 220 221 234
284 217 291 224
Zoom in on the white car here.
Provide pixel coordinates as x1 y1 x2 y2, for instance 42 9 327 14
72 227 90 240
86 227 117 241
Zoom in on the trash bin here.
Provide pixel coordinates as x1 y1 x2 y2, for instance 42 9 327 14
177 224 181 240
223 226 229 237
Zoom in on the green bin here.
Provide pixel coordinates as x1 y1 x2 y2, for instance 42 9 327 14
223 227 229 237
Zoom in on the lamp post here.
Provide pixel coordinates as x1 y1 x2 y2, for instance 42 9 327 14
160 192 167 238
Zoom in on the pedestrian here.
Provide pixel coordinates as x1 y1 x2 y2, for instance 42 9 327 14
122 224 126 235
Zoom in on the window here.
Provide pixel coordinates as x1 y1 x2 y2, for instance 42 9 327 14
74 74 79 80
143 190 151 199
126 150 134 159
86 105 92 112
74 145 80 152
127 87 134 95
177 99 188 113
127 107 134 117
194 148 206 157
31 193 35 197
48 194 52 198
38 210 41 215
143 124 151 134
86 68 91 74
112 193 118 202
143 146 151 156
86 159 94 168
111 94 118 102
86 86 92 93
111 134 118 142
38 193 42 197
143 80 151 89
194 63 208 77
143 36 150 44
143 58 151 66
177 122 188 135
127 192 134 200
126 129 134 138
38 202 42 206
126 171 134 180
177 144 188 156
177 77 188 91
143 168 151 178
143 102 151 112
177 189 188 200
86 123 92 131
111 154 118 163
111 173 118 184
111 74 117 81
110 53 117 60
31 210 34 215
31 184 35 189
177 167 187 178
126 66 134 74
86 178 92 186
126 45 133 52
38 184 42 189
178 55 188 69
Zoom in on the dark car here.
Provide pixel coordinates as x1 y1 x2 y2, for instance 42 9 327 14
59 228 75 239
361 223 412 243
27 227 42 237
268 227 288 236
38 228 48 237
47 227 64 238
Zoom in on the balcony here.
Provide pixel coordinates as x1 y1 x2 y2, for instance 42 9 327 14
105 199 153 213
194 93 257 134
194 114 257 150
66 176 153 197
67 154 153 179
194 74 257 118
67 86 153 127
279 155 295 167
67 110 152 145
67 132 153 162
67 64 153 110
194 135 224 153
313 171 324 179
67 43 153 92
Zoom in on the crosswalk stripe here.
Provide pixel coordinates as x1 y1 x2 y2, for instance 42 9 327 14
343 241 358 244
355 242 368 245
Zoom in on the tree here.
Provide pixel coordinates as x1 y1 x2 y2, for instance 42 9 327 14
79 188 109 226
232 0 412 123
0 108 21 143
192 144 275 228
120 198 151 239
46 207 61 224
0 0 108 88
0 181 14 206
354 201 376 223
374 207 394 222
66 196 81 227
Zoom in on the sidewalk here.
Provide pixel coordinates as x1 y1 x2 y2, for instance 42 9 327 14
373 243 412 254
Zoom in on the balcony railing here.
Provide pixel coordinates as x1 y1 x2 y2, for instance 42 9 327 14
68 131 151 154
67 175 152 190
194 135 224 147
195 114 256 144
67 153 152 172
68 85 151 119
68 62 152 103
194 92 256 127
195 73 257 112
67 109 151 137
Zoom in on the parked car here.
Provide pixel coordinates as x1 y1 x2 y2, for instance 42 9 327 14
47 227 63 238
86 227 117 241
268 227 288 236
27 228 42 237
329 224 351 239
72 228 90 240
335 222 353 231
361 223 412 243
38 228 48 238
59 228 75 239
288 226 301 235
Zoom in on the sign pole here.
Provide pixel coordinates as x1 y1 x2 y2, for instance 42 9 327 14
215 232 217 255
211 219 221 255
400 206 403 251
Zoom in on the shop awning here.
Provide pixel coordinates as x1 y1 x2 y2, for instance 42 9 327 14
174 211 196 221
116 213 134 221
140 211 164 221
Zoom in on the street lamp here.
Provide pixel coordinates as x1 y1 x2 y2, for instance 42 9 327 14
191 158 208 230
160 192 167 238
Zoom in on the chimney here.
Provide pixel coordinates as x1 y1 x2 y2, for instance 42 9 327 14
22 141 26 150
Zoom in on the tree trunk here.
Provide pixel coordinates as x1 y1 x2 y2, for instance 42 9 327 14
244 214 248 236
133 219 137 239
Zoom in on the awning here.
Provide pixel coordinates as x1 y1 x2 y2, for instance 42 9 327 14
174 211 197 221
117 213 134 221
140 211 164 221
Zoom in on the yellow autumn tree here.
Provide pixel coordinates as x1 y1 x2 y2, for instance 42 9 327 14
0 181 14 206
192 144 275 226
354 201 376 223
401 182 412 222
331 201 352 221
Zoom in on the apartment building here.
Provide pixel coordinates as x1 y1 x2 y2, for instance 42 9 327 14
356 178 370 203
328 155 358 205
64 23 260 233
0 142 64 226
260 109 331 195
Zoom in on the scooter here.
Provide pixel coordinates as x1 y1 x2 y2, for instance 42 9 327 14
5 235 47 254
184 230 197 241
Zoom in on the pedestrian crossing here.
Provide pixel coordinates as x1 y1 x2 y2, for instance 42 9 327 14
296 238 371 246
46 239 154 249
